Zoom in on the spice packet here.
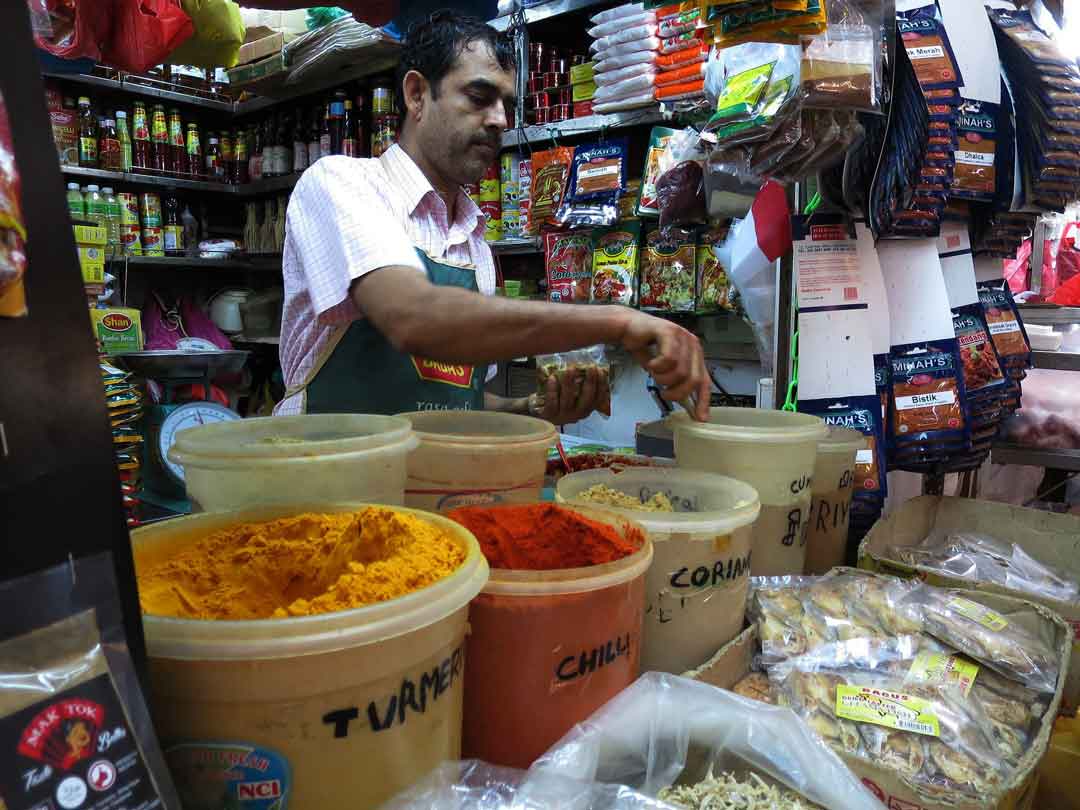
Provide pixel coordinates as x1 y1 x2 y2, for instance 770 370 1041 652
529 146 575 231
948 99 997 201
801 24 879 112
695 225 735 311
710 43 779 127
0 553 181 810
591 221 641 305
896 0 963 92
889 339 969 448
557 139 629 229
545 230 594 303
951 302 1006 403
535 345 612 417
978 283 1032 372
639 226 696 311
637 126 678 216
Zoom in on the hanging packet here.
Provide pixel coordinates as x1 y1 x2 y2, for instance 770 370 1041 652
709 42 779 127
545 230 594 303
978 282 1032 374
636 126 678 216
951 99 998 202
695 225 735 310
535 345 612 417
639 226 696 311
529 146 574 230
556 138 629 229
591 221 641 305
889 340 970 449
659 28 706 54
896 0 964 92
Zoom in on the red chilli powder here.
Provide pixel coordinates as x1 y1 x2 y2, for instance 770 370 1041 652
449 503 647 769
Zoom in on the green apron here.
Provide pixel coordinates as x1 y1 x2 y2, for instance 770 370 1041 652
290 250 487 414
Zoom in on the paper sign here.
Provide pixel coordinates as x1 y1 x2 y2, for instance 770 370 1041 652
878 239 956 345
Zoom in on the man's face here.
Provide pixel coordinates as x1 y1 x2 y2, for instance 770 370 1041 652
414 41 516 185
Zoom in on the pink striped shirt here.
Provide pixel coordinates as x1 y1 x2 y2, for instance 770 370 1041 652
276 145 497 415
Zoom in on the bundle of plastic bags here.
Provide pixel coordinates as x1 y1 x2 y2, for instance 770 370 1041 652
590 3 659 113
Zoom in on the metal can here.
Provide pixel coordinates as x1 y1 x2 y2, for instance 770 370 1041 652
138 193 161 228
480 199 502 242
549 58 568 75
534 107 551 125
120 224 142 256
556 87 572 106
526 77 545 95
478 162 500 202
141 226 164 256
117 192 140 226
527 91 551 110
542 72 562 91
528 42 545 72
372 86 394 116
500 153 519 210
552 103 571 122
501 209 522 239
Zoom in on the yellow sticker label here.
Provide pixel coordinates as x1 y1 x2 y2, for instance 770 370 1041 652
835 685 941 737
907 651 979 696
946 597 1008 631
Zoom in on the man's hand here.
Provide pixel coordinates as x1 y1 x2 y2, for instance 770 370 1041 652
529 365 609 425
619 311 711 421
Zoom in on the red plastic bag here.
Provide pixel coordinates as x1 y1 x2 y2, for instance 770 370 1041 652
101 0 194 74
32 0 113 62
1055 222 1080 289
1049 269 1080 306
1004 238 1030 294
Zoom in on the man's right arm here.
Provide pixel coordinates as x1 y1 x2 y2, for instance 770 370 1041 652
351 265 711 418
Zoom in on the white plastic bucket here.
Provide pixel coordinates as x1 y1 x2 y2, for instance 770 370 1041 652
131 502 488 810
168 414 417 511
804 427 866 575
398 411 556 511
669 408 825 576
556 468 760 673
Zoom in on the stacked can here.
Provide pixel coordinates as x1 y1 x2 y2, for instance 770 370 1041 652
478 161 501 242
139 192 164 256
117 192 143 255
499 153 521 239
526 43 582 125
518 156 533 234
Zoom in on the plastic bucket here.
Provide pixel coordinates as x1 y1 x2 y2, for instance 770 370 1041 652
398 411 556 511
556 468 760 674
804 427 866 575
131 502 488 810
168 414 418 511
669 408 826 576
461 505 652 769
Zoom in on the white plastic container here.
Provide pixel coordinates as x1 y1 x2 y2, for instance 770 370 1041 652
132 502 488 810
398 411 556 511
168 414 417 510
556 468 760 673
804 427 866 575
670 408 825 577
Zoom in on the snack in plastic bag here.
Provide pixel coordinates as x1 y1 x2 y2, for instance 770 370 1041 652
529 146 575 231
592 221 641 305
545 230 594 302
532 672 885 810
535 344 612 417
557 139 629 228
696 225 735 310
637 126 678 216
640 226 696 311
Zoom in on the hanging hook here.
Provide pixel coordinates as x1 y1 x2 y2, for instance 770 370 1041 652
548 126 560 150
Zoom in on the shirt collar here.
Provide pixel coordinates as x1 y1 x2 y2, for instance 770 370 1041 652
380 143 486 238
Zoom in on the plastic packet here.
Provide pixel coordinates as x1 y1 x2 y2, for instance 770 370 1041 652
656 79 706 102
886 530 1080 603
0 553 181 809
654 128 709 229
591 2 647 26
951 302 1006 401
703 147 761 218
978 283 1031 373
897 1 963 91
381 760 672 810
598 61 661 87
710 45 801 146
987 7 1080 74
529 146 574 230
801 24 878 112
591 221 641 305
889 340 969 447
696 225 735 310
532 673 885 810
637 126 678 216
709 43 782 128
657 7 700 37
591 29 661 54
659 27 707 54
594 92 659 114
535 344 612 417
545 230 594 303
656 41 708 71
589 11 656 39
556 138 629 229
594 72 657 101
655 61 706 87
640 226 696 311
595 49 659 74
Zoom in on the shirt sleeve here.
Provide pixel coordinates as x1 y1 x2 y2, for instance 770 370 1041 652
285 156 424 324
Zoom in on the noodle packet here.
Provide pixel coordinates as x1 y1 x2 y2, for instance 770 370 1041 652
639 226 696 311
557 138 629 229
896 0 963 92
591 221 641 305
545 230 594 303
695 225 735 311
0 553 181 810
535 344 612 417
888 340 969 447
529 146 575 231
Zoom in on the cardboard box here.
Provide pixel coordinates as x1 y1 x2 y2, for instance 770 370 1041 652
227 51 287 92
89 308 143 355
570 61 594 84
74 224 107 285
859 495 1080 713
237 28 286 66
572 79 596 103
686 579 1071 810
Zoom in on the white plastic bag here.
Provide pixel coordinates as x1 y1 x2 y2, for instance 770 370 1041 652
593 92 657 114
591 2 646 26
595 49 659 74
589 12 656 39
591 23 660 53
381 761 675 810
592 36 662 58
594 71 657 102
533 673 884 810
597 61 659 87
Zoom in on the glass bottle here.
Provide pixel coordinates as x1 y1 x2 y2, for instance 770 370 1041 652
342 98 358 157
150 103 169 172
277 111 293 174
262 118 277 178
77 96 98 168
101 186 122 255
329 90 345 155
185 122 202 177
307 107 322 167
354 94 367 157
163 194 183 254
167 107 184 175
84 184 107 229
233 127 249 184
220 130 234 184
293 107 309 173
249 124 264 182
132 101 150 171
115 110 132 171
66 182 85 220
98 117 120 171
318 103 331 159
205 133 223 181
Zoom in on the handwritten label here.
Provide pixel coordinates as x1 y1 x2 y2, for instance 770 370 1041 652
836 685 940 736
907 651 979 696
669 551 751 590
556 634 631 682
946 597 1008 631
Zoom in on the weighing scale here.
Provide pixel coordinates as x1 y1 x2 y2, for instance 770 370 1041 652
115 350 249 513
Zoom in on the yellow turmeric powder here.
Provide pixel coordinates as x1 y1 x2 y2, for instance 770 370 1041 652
137 507 465 620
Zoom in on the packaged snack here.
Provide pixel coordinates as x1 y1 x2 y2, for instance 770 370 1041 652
557 138 629 228
529 146 574 230
710 43 779 126
659 28 706 55
978 283 1032 371
656 41 708 71
896 1 963 91
640 226 695 311
0 89 27 318
654 61 706 87
545 230 594 303
695 225 734 310
657 7 699 37
591 221 640 305
535 344 612 416
638 126 677 217
655 78 706 101
889 340 969 445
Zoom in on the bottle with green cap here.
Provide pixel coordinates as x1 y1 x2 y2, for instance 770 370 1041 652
101 187 122 255
66 182 85 221
84 184 108 230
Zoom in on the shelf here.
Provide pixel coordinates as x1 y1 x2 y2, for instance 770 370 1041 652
44 72 233 112
490 0 607 31
991 442 1080 472
62 164 237 194
502 107 671 148
107 255 282 271
490 237 542 254
1031 350 1080 372
238 173 300 196
233 334 281 345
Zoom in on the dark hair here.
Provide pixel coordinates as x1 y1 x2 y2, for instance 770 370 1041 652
395 9 516 123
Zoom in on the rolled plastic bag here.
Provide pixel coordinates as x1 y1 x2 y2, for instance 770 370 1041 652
532 672 884 810
594 92 658 114
596 49 660 74
380 760 674 810
591 2 646 26
590 23 660 52
589 11 656 39
594 72 657 102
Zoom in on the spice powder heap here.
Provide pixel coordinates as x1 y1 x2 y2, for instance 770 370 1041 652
447 503 640 570
137 507 465 620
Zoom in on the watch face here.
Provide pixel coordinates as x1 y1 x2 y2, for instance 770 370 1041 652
159 401 239 483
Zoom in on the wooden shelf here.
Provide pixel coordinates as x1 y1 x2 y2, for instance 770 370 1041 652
107 255 281 270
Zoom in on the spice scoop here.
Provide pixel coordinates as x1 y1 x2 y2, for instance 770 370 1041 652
648 342 703 420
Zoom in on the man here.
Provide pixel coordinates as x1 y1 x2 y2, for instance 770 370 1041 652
276 11 710 422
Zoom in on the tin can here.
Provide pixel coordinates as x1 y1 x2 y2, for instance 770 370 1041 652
120 224 143 256
533 107 551 125
138 193 161 228
141 226 164 256
518 157 533 231
372 86 394 115
463 182 481 202
480 199 502 242
552 103 571 122
542 72 563 91
526 77 545 95
549 58 568 75
556 87 572 106
501 209 522 239
528 43 545 72
573 100 594 118
500 153 519 211
479 162 500 202
527 91 551 110
163 224 183 253
117 193 140 226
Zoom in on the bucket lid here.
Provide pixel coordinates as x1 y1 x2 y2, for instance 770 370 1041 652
668 407 826 445
399 410 556 446
817 426 867 455
172 413 414 459
555 468 760 535
133 503 489 661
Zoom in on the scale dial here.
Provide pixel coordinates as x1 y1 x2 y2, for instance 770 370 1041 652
159 401 240 484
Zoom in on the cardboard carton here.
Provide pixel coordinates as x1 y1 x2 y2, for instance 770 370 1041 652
89 308 143 354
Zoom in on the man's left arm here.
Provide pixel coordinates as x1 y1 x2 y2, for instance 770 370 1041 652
484 365 602 425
